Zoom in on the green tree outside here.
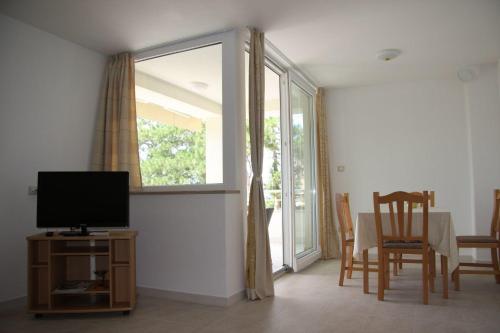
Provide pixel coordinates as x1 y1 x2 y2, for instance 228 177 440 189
246 116 282 208
137 118 206 186
138 116 284 200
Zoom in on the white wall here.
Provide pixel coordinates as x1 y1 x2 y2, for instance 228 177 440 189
0 14 106 301
463 63 500 259
131 194 230 297
327 79 474 238
130 192 244 300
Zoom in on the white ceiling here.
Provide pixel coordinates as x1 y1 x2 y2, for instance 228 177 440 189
136 44 223 104
1 0 500 87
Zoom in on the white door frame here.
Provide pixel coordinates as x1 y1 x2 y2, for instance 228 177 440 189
288 71 320 272
248 38 320 273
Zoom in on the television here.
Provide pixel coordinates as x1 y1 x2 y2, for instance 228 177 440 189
37 171 129 234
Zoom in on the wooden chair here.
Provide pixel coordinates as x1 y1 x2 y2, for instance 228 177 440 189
373 191 438 304
410 191 435 209
453 189 500 290
398 191 444 277
336 193 377 293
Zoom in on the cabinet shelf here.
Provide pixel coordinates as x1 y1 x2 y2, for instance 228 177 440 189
49 305 111 313
51 290 110 295
52 281 110 295
112 262 130 267
51 247 109 256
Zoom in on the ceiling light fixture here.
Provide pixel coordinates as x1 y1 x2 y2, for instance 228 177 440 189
190 81 209 90
377 49 402 61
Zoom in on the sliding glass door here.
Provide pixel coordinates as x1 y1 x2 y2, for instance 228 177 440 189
263 64 284 272
290 80 317 259
245 54 287 273
245 51 319 273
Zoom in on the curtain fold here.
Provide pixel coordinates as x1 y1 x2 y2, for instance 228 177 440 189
316 88 340 259
245 28 274 300
91 52 142 188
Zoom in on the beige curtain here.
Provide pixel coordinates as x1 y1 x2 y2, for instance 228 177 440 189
91 53 142 188
316 88 340 259
245 28 274 300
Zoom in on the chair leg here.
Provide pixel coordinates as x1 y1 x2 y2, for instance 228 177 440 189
440 255 445 275
491 247 500 284
453 247 460 291
346 245 354 279
399 253 403 269
339 243 347 286
393 253 398 276
430 249 435 293
384 252 390 289
422 250 429 305
378 252 385 301
442 255 448 299
363 249 369 294
453 267 460 291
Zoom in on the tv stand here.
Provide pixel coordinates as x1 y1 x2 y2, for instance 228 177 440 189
27 231 137 316
59 231 87 237
60 225 89 236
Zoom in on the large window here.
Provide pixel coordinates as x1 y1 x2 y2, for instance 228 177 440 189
135 44 223 186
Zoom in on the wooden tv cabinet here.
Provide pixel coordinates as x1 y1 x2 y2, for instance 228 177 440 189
27 231 137 316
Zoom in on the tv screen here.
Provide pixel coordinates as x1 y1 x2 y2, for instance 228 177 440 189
37 171 129 229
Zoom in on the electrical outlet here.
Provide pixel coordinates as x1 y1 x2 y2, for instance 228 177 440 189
337 165 345 172
28 186 38 195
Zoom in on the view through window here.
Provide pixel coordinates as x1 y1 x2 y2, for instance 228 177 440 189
135 44 223 186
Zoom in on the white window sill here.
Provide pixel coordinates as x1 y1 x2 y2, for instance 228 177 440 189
130 184 240 195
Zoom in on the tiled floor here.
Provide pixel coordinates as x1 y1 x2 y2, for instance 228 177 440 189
2 260 500 333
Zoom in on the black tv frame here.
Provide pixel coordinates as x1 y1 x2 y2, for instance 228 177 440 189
36 171 129 236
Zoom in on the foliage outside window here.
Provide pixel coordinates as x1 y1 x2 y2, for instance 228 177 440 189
246 117 282 208
138 118 206 186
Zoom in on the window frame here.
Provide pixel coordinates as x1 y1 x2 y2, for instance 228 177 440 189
133 30 242 193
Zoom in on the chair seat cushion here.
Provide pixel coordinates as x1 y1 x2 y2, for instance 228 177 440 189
456 235 498 243
383 240 423 249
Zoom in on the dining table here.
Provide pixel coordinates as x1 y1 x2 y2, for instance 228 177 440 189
352 207 459 295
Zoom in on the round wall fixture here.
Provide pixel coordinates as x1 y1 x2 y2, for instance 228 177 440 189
457 66 479 82
377 49 402 61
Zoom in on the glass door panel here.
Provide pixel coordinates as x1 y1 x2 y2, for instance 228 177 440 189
263 65 284 272
245 52 285 273
290 82 316 256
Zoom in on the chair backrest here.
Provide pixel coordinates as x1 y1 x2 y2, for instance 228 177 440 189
410 191 435 208
373 191 429 248
491 189 500 237
335 193 354 243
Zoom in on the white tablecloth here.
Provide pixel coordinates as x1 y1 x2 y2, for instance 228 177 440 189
353 209 459 272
